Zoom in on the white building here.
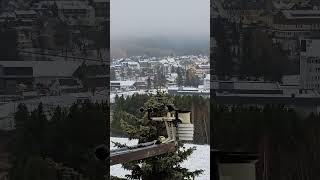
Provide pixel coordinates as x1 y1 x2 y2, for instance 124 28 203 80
271 10 320 56
300 38 320 89
0 61 82 90
50 78 83 95
196 64 210 77
110 80 135 92
127 62 140 70
204 74 210 90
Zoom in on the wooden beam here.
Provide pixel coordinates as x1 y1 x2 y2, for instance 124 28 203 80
110 142 176 165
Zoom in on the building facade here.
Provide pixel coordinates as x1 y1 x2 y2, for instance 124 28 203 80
300 38 320 89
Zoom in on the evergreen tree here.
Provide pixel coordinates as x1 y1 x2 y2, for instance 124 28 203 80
115 92 203 180
127 68 133 79
92 25 108 60
171 67 176 74
211 103 320 179
147 76 152 90
11 104 31 180
185 69 200 87
23 156 57 180
0 26 19 60
240 30 287 81
12 102 109 179
176 67 184 87
111 94 210 144
111 69 117 81
213 17 234 79
155 67 166 88
54 20 70 57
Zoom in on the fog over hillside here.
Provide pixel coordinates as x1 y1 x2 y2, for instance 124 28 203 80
111 36 209 58
111 0 209 58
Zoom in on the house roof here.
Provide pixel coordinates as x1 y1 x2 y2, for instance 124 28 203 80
14 10 37 15
0 61 82 77
111 81 135 87
55 1 92 10
0 12 16 19
58 78 80 86
212 81 280 91
282 10 320 19
74 64 108 77
282 75 300 85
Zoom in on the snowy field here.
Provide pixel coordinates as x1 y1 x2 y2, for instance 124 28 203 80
110 137 210 180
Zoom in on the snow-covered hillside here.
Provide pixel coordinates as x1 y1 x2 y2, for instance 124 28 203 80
110 137 210 180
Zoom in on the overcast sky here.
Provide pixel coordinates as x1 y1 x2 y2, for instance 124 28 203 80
111 0 210 40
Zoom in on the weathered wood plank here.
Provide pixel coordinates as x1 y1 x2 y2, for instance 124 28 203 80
110 142 177 165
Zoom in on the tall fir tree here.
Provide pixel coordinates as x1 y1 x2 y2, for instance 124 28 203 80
176 67 184 87
115 92 203 180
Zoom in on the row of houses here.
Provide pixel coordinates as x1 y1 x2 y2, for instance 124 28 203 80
0 0 109 52
112 55 210 90
0 61 108 96
212 0 320 90
211 78 320 116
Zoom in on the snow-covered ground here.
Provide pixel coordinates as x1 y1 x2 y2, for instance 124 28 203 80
110 137 210 180
110 89 167 103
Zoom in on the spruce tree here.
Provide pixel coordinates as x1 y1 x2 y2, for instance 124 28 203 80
115 92 203 180
147 76 152 90
176 67 184 87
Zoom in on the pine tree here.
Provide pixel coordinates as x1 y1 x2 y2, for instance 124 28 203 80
54 20 70 57
115 92 203 180
147 76 152 90
12 102 109 179
0 26 19 61
185 69 200 87
23 156 57 180
155 66 166 88
176 67 184 87
111 69 117 81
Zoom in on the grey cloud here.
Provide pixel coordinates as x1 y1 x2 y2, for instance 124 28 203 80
111 0 210 40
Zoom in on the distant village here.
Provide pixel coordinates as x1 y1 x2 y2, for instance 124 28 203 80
110 54 210 103
0 0 110 130
0 0 110 178
212 0 320 115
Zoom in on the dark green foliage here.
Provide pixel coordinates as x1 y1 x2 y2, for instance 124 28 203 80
212 104 320 179
174 96 210 144
147 77 152 90
111 69 117 81
212 17 234 79
114 92 203 180
112 94 149 132
176 67 184 87
92 25 108 59
185 69 201 87
22 156 57 180
154 66 167 88
213 17 289 81
54 20 71 56
111 94 210 144
0 26 19 60
240 30 287 81
11 101 109 179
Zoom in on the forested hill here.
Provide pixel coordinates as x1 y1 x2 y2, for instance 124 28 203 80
111 36 209 58
212 105 320 179
111 94 210 144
